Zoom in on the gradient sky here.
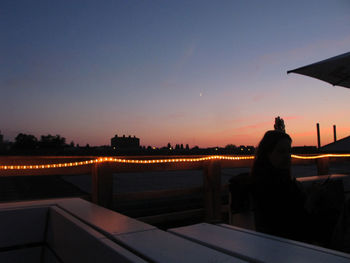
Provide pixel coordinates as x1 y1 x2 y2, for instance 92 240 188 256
1 0 350 148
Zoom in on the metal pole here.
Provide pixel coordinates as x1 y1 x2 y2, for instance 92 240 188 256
316 123 321 148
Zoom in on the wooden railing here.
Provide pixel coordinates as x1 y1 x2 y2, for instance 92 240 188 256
0 154 349 224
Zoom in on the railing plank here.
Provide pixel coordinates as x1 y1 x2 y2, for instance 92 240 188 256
1 154 350 228
114 187 203 202
0 166 91 176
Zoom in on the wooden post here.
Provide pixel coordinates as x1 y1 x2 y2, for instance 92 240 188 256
316 157 329 175
92 162 113 209
203 160 222 222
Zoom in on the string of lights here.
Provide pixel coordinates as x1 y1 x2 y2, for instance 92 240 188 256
291 153 350 160
0 154 350 170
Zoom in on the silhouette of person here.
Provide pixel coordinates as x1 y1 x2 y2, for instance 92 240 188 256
250 130 314 242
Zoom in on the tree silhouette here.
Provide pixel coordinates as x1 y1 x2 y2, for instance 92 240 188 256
14 133 38 149
39 134 66 149
225 144 236 149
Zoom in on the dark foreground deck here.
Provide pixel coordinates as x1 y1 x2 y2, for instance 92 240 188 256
1 198 349 263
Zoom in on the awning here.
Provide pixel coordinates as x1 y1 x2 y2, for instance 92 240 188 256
287 52 350 89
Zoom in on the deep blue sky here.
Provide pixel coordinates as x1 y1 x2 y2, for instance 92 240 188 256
1 0 350 147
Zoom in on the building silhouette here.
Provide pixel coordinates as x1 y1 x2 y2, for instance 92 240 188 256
320 135 350 153
111 134 140 149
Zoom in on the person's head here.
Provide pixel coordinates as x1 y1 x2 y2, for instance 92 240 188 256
253 130 292 172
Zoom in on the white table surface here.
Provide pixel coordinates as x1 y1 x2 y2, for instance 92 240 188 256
169 223 350 263
115 228 248 263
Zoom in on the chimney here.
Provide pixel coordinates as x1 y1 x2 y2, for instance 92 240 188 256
316 123 321 148
333 125 337 142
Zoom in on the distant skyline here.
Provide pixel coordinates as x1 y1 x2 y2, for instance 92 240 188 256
2 0 350 148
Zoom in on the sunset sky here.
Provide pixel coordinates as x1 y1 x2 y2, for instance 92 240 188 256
1 0 350 148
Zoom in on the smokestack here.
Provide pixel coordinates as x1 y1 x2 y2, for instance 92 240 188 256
316 123 321 148
333 125 337 142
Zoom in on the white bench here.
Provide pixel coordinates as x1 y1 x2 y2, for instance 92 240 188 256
113 228 246 263
0 200 147 263
169 223 350 263
0 198 248 263
0 205 49 263
56 198 246 263
47 206 147 263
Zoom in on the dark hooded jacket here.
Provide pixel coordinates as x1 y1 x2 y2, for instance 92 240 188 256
251 163 313 242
